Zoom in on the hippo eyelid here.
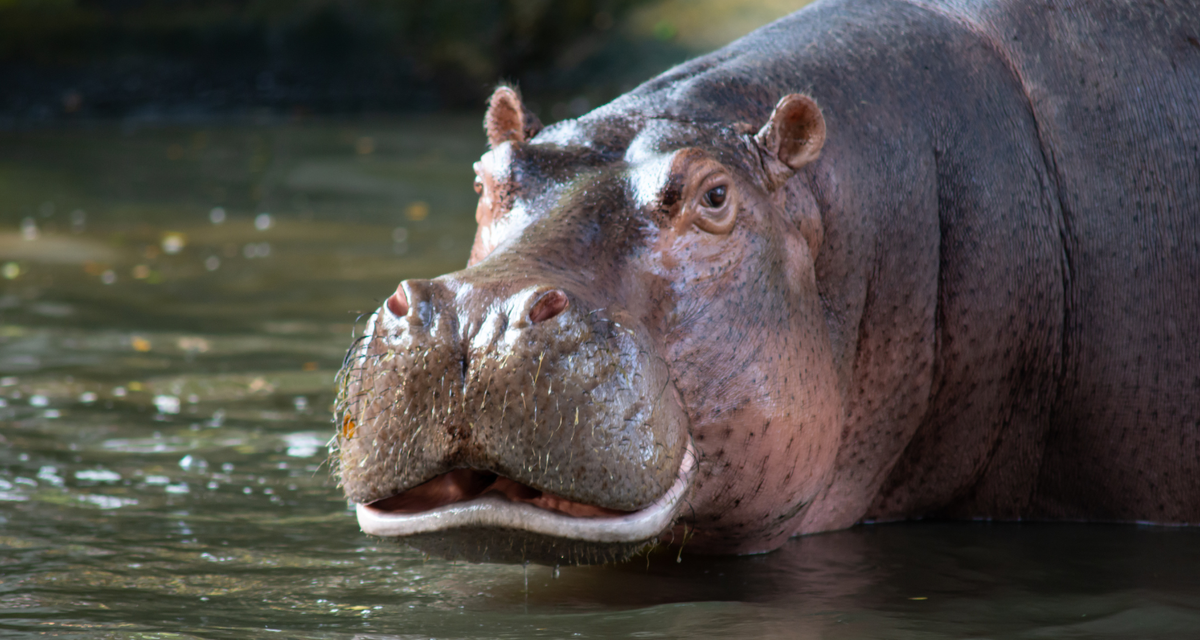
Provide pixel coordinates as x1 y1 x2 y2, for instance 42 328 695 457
690 170 736 235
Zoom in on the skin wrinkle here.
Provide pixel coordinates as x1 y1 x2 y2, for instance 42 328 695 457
896 0 1071 514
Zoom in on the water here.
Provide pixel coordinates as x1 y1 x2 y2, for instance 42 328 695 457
2 119 1198 639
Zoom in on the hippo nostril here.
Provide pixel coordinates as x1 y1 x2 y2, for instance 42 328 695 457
386 286 409 317
529 290 569 323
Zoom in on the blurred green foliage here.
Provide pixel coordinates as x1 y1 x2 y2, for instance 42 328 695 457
0 0 689 119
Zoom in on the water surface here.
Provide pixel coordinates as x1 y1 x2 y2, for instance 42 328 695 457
1 119 1197 639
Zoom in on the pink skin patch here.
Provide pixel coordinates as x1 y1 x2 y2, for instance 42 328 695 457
386 286 409 317
368 469 632 519
528 289 569 323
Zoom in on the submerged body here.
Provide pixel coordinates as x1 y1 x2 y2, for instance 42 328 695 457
336 0 1200 563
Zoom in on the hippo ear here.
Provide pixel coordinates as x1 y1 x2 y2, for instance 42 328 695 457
753 94 826 190
485 86 543 148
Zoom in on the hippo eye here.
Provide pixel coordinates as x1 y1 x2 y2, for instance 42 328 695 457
473 176 484 194
702 185 727 208
673 155 736 234
691 174 736 235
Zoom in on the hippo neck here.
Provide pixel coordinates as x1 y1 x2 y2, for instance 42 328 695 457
600 0 1075 529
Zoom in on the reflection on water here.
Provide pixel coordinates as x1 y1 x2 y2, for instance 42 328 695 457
2 120 1199 639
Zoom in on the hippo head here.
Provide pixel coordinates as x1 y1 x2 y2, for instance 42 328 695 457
334 87 843 564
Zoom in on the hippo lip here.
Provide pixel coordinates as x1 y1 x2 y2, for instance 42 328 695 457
356 439 697 544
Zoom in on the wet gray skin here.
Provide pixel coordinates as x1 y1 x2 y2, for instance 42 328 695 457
335 220 692 511
335 135 699 564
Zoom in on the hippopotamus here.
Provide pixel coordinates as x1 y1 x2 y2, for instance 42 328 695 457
334 0 1200 564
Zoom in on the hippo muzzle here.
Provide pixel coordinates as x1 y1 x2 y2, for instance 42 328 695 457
335 274 695 564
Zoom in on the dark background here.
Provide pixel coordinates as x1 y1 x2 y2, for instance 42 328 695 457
0 0 811 124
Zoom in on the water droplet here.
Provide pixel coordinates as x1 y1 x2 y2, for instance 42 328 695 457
154 395 180 415
161 232 186 255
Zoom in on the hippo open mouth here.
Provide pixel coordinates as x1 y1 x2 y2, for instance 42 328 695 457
356 440 697 546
